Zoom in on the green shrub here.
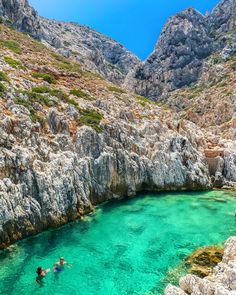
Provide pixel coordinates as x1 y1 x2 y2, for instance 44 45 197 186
30 110 46 126
107 86 126 94
49 89 68 101
52 54 81 73
4 56 23 68
70 89 87 97
20 91 57 107
70 88 94 100
32 87 69 101
28 92 57 107
32 86 51 93
32 72 56 84
225 92 233 97
136 95 151 106
78 109 103 132
0 82 6 94
0 71 9 82
15 97 48 126
64 96 80 108
0 40 22 54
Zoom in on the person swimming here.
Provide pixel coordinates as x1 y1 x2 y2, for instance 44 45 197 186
53 257 72 273
35 267 50 286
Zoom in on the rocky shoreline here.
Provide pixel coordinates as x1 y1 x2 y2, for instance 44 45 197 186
165 236 236 295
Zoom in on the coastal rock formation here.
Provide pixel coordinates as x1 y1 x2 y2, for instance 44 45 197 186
0 24 212 248
165 236 236 295
0 0 141 84
0 0 235 252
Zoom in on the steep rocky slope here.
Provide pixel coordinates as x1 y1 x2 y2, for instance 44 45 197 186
165 236 236 295
126 0 235 101
0 0 141 84
0 24 213 248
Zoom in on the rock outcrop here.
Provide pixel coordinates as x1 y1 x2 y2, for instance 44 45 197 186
165 236 236 295
126 0 235 101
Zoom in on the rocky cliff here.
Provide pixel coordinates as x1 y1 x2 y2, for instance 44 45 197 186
0 24 213 248
125 0 236 101
165 236 236 295
0 0 141 84
0 0 235 252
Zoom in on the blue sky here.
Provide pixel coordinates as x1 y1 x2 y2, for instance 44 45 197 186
29 0 220 60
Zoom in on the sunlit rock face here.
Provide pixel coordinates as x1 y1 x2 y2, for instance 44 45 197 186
125 0 235 101
125 8 213 99
0 116 212 248
165 236 236 295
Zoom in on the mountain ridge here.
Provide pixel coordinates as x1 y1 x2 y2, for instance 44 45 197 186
0 0 141 84
1 0 235 95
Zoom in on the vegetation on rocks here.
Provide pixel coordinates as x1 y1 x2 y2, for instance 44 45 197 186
32 72 56 84
70 88 94 100
0 82 6 94
78 109 103 132
0 40 22 54
0 71 9 82
52 53 81 73
107 85 126 94
4 56 23 68
136 95 152 106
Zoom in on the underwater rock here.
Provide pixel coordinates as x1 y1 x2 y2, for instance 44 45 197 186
185 245 224 278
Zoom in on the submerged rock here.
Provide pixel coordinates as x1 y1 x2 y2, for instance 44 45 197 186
185 245 224 278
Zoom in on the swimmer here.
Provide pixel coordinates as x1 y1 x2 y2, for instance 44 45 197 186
53 257 72 273
35 267 50 286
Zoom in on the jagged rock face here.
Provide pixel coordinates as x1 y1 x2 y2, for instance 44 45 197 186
125 8 213 99
0 0 41 33
209 0 236 33
126 0 235 101
0 0 141 84
0 115 212 248
165 236 236 295
38 19 141 84
0 22 213 248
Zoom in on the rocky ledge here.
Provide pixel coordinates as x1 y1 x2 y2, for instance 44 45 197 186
165 236 236 295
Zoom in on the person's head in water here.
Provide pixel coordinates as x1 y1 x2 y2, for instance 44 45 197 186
60 257 65 264
36 267 43 275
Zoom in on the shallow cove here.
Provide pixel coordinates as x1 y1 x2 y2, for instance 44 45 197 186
0 191 236 295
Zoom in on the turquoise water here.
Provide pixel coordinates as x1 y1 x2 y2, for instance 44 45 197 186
0 191 236 295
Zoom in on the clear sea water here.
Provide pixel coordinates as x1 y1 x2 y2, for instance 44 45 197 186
0 191 236 295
